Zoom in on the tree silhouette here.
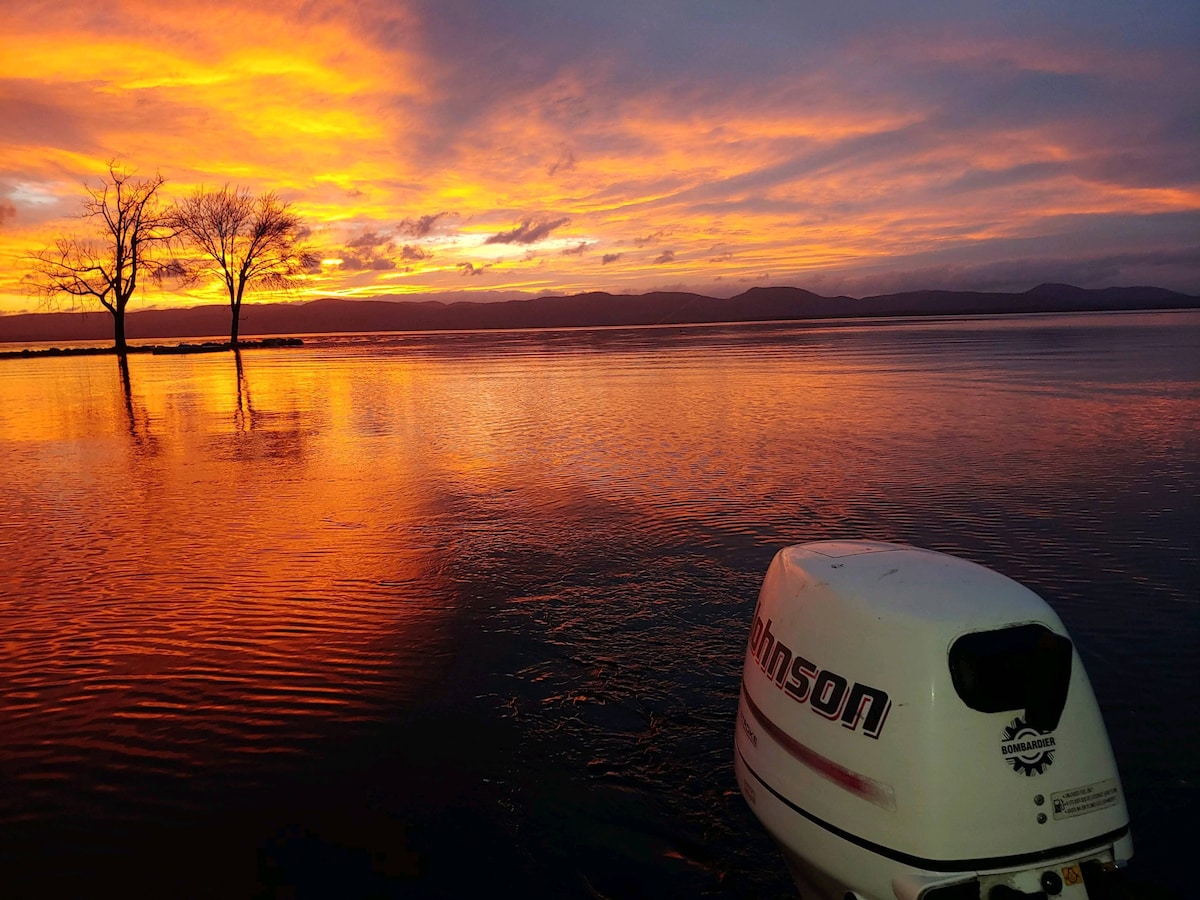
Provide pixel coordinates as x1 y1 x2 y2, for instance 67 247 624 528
173 187 315 346
27 163 175 354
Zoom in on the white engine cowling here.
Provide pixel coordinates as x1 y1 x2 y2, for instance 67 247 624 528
734 541 1132 900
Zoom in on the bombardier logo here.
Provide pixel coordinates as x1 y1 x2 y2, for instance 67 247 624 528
1002 716 1057 776
748 616 892 739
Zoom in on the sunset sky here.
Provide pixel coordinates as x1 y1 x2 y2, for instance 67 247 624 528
1 0 1197 315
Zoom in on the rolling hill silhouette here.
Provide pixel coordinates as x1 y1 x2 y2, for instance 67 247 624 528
1 284 1195 343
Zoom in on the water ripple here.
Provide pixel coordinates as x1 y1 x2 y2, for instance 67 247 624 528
1 311 1196 896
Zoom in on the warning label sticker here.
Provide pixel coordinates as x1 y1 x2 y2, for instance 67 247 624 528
1051 779 1121 820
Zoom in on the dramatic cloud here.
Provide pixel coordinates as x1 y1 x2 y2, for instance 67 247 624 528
0 0 1197 313
484 217 571 246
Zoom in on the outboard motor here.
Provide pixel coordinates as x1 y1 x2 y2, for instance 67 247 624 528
735 541 1132 900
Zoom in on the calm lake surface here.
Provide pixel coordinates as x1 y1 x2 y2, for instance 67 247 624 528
1 311 1197 898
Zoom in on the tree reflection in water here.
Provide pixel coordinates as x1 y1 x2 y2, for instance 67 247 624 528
117 353 157 454
221 350 309 463
234 349 255 434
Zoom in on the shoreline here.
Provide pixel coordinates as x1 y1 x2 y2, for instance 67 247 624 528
0 337 303 360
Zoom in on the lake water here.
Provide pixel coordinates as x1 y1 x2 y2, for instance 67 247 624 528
1 311 1196 898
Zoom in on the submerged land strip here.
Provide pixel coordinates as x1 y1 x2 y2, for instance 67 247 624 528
1 283 1197 347
0 337 303 360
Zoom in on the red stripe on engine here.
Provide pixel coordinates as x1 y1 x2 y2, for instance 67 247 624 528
741 682 895 810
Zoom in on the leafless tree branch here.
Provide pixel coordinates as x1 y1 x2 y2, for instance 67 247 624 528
24 162 173 353
171 186 315 345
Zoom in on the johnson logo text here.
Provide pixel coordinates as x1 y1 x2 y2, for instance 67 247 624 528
748 615 891 739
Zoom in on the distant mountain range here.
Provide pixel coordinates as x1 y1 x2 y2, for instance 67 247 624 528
1 283 1196 343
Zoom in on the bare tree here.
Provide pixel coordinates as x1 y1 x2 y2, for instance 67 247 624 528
27 163 174 354
173 187 315 346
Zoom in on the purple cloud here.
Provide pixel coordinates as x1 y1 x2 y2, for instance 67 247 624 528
347 230 391 250
484 217 570 245
398 213 450 237
547 146 576 176
635 229 669 248
341 252 396 271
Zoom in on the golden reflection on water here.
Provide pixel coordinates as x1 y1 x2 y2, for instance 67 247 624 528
0 314 1197 897
1 315 1196 786
0 350 475 782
